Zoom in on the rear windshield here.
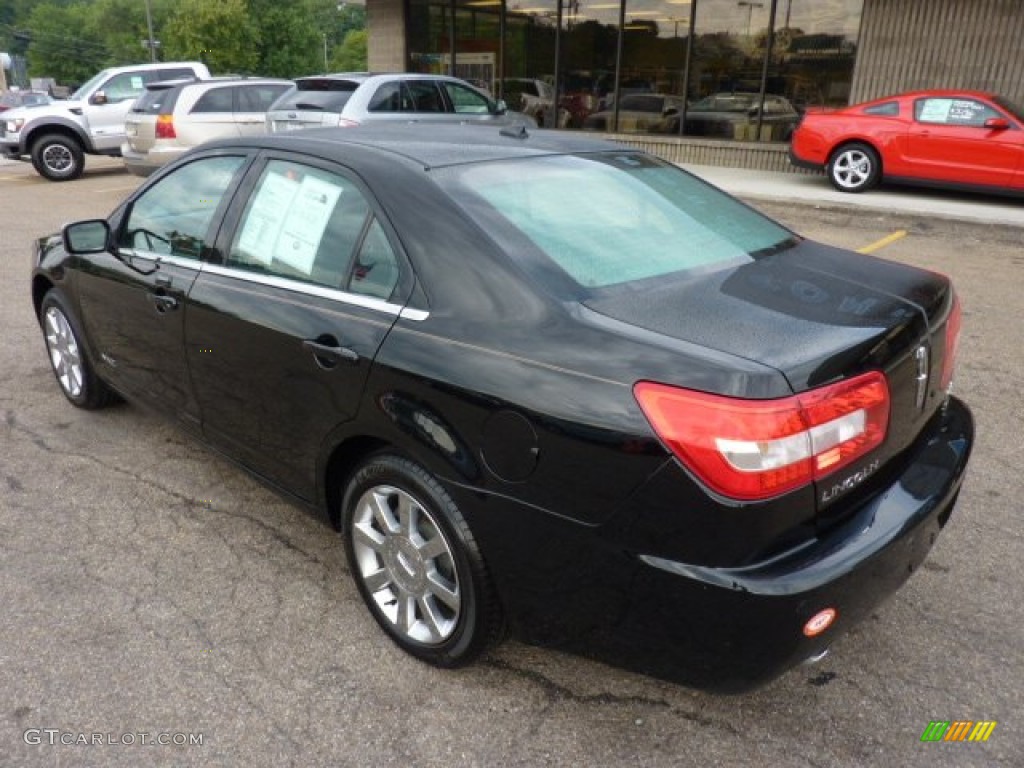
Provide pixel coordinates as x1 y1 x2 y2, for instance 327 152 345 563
131 85 181 114
273 79 359 112
438 153 795 293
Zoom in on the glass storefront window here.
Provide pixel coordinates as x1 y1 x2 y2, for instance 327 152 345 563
405 0 863 141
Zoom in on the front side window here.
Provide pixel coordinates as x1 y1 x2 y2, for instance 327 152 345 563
442 82 491 114
228 159 389 291
101 72 148 103
915 98 1000 127
440 153 794 291
120 155 246 259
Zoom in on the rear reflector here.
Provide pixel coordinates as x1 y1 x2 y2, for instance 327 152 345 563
155 114 176 139
634 372 890 501
803 608 837 637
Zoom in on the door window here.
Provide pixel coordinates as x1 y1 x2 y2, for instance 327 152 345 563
442 82 491 114
915 98 1000 127
348 217 400 300
406 81 445 113
228 159 385 291
237 84 290 112
120 155 246 259
191 87 234 113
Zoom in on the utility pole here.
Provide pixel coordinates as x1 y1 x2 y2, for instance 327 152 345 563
144 0 156 62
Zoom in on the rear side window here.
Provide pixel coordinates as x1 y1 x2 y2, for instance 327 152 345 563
406 81 445 113
131 86 181 114
191 87 234 113
863 101 899 116
367 81 411 112
440 153 793 291
274 79 358 112
228 159 385 291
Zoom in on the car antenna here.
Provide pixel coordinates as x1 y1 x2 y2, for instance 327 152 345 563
500 123 530 140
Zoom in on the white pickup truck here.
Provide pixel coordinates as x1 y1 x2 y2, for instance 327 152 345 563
0 61 209 181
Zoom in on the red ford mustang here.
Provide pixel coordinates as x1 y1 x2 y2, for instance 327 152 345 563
790 90 1024 194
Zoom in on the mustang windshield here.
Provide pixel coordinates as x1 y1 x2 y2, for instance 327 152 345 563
441 152 796 291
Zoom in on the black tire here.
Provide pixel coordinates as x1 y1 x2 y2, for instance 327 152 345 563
342 453 503 667
31 133 85 182
40 290 117 409
827 142 880 193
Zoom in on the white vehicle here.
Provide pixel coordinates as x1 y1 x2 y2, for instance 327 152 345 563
0 61 210 180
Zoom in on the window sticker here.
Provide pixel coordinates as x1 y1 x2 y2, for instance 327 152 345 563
236 168 343 276
274 175 342 274
918 99 953 123
130 76 144 90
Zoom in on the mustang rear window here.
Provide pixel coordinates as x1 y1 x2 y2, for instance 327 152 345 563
442 153 793 290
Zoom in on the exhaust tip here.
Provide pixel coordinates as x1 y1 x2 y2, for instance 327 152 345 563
803 648 830 665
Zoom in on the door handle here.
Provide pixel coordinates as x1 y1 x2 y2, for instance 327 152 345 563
148 293 179 312
302 338 360 366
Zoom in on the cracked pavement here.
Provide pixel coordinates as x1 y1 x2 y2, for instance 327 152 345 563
1 158 1020 767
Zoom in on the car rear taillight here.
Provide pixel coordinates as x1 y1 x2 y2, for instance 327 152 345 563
156 114 176 139
939 294 962 392
634 372 890 501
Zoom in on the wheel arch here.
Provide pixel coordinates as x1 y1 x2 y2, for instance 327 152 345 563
23 119 90 154
32 274 55 326
828 137 884 175
322 434 393 529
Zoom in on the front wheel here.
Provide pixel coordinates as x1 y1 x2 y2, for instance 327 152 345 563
827 142 880 193
342 454 503 667
31 133 85 181
40 290 117 409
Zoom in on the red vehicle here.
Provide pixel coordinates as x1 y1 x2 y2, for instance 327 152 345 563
790 90 1024 194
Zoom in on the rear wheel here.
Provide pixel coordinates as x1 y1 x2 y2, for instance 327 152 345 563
342 454 503 666
40 290 116 409
827 142 880 193
31 133 85 181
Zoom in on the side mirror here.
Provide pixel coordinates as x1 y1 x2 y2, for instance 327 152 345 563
63 220 111 254
89 90 108 106
663 107 679 117
494 98 508 115
984 117 1010 130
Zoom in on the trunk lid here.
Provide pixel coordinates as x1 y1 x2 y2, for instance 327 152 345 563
585 240 955 514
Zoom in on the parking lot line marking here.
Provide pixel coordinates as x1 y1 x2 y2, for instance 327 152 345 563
858 230 908 254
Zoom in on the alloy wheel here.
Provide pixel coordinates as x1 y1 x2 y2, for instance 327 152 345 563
832 148 873 190
44 306 84 398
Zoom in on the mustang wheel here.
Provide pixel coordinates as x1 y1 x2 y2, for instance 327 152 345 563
31 133 85 182
342 454 502 666
41 290 116 408
827 142 880 193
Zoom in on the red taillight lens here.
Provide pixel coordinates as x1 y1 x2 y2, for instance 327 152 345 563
155 114 176 139
939 294 962 392
634 372 890 501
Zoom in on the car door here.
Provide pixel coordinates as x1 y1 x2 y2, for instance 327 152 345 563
905 95 1024 187
185 153 411 499
76 153 250 423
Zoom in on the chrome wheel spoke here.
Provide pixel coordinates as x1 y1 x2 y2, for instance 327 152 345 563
417 535 448 561
425 571 459 612
361 567 392 594
44 307 84 397
398 594 417 634
370 489 400 535
417 596 448 642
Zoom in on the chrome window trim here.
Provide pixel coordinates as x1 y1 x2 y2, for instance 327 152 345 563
201 262 429 321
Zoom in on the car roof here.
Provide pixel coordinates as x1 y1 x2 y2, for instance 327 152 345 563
203 122 632 169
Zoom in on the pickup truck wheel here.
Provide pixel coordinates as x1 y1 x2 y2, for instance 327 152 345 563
31 134 85 181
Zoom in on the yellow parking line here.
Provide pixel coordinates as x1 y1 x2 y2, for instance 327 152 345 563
857 230 908 254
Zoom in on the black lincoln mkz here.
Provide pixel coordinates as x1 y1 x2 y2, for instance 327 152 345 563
32 124 973 690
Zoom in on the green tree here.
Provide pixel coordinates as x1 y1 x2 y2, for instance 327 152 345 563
163 0 260 74
249 0 322 77
330 29 367 72
25 2 109 84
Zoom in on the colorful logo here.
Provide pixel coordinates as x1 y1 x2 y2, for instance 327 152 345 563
921 721 997 742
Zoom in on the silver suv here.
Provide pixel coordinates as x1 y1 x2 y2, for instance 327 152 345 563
0 61 210 180
122 77 291 176
266 72 534 133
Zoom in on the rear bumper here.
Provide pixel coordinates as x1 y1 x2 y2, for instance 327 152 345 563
460 396 974 691
121 142 184 177
788 145 824 172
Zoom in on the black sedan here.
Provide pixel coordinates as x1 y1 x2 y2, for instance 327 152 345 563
31 124 973 690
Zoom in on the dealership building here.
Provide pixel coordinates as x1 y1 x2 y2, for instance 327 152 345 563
363 0 1024 169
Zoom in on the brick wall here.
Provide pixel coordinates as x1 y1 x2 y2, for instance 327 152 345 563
367 0 406 73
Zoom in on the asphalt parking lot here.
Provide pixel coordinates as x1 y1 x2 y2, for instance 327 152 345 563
1 155 1021 767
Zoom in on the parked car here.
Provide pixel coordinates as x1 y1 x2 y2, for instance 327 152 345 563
581 93 684 133
122 77 291 176
0 89 51 112
790 89 1024 193
500 77 569 128
660 92 799 140
32 124 972 690
0 61 210 181
266 72 534 133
